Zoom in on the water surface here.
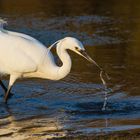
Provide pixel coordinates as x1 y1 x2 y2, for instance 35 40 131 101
0 0 140 139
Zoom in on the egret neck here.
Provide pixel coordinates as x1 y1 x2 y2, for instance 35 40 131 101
56 42 72 80
24 44 72 80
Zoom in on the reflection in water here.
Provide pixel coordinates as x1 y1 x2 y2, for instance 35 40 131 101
0 103 66 139
0 0 140 139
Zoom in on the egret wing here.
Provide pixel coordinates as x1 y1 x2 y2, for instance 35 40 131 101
6 31 39 43
0 48 37 74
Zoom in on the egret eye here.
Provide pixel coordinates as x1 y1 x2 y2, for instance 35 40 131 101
75 47 79 50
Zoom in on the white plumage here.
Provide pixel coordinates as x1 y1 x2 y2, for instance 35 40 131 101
0 31 46 73
0 19 95 103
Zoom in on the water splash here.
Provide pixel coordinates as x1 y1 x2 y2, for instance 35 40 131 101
100 71 111 111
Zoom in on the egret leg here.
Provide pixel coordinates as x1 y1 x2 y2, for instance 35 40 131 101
4 75 19 103
4 86 12 103
0 80 7 92
0 80 14 99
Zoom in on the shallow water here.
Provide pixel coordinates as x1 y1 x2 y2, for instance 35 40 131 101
0 0 140 139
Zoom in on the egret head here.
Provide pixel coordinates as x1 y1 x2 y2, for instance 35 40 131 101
58 37 95 64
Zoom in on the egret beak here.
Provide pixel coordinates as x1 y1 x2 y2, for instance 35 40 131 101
79 50 103 71
80 50 93 63
78 50 110 80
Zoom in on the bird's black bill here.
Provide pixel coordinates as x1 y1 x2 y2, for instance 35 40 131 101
79 50 110 80
79 50 103 71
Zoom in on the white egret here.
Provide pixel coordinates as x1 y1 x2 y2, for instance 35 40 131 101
0 19 107 104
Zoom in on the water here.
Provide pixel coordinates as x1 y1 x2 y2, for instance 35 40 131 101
0 0 140 139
